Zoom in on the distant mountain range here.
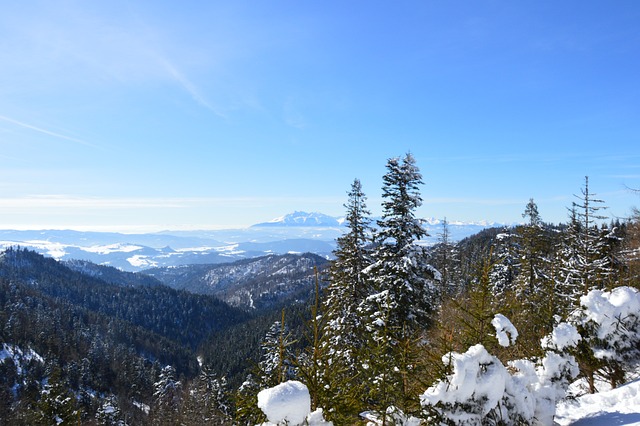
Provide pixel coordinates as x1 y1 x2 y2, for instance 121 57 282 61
252 211 345 227
0 211 506 271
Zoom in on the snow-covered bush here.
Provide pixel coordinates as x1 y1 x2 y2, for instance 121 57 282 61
568 286 640 391
256 380 333 426
421 318 581 425
421 344 516 425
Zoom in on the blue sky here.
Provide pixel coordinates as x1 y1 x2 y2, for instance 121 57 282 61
1 1 639 232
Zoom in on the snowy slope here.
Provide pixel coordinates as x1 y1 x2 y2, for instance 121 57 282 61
555 379 640 425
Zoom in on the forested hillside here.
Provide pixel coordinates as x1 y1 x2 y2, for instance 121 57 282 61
1 155 638 425
0 248 252 424
145 253 329 310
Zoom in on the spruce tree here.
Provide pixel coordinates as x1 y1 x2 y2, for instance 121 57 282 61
182 369 231 425
432 218 462 300
512 199 557 348
360 153 439 418
321 178 372 422
558 177 613 307
488 228 519 298
366 153 438 332
518 198 546 292
324 178 372 361
445 249 506 355
151 365 182 425
621 211 640 288
36 365 80 426
258 310 297 388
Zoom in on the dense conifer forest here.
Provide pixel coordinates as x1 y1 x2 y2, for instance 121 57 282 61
1 154 639 425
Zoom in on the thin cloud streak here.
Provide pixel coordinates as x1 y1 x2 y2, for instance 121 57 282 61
159 58 227 119
0 115 99 149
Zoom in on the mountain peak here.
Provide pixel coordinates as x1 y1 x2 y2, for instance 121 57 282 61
252 211 343 227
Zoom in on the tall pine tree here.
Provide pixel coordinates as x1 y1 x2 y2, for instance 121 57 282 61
360 153 439 418
558 177 613 306
366 153 439 331
321 179 372 422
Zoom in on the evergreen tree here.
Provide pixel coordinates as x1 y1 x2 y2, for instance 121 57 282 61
234 374 265 426
446 249 506 354
558 177 613 307
488 228 519 298
36 365 79 426
235 311 296 425
366 153 439 333
621 211 640 288
320 178 372 422
151 365 182 425
512 199 557 349
95 394 123 425
297 268 329 412
432 218 462 300
517 199 544 296
258 310 297 388
360 153 439 418
182 369 231 425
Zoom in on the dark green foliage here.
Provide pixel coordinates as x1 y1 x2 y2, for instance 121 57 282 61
356 154 439 419
64 258 164 287
0 248 247 351
0 248 253 423
145 253 329 310
320 179 372 422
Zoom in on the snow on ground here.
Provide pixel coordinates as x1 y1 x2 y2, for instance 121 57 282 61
0 240 68 259
0 343 44 376
127 255 158 269
555 379 640 425
83 243 143 254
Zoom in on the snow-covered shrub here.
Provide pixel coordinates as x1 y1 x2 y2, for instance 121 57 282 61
531 324 582 426
569 286 640 390
256 380 333 426
421 344 525 425
421 318 581 425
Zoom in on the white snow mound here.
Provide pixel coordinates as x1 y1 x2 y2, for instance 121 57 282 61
257 380 311 425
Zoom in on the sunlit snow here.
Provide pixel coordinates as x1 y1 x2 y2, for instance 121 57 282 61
127 255 157 268
83 243 143 255
555 379 640 425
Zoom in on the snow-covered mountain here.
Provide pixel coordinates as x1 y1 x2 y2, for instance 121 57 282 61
252 211 344 227
0 212 504 271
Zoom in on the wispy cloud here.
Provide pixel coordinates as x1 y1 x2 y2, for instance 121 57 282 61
159 58 227 118
0 115 99 149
